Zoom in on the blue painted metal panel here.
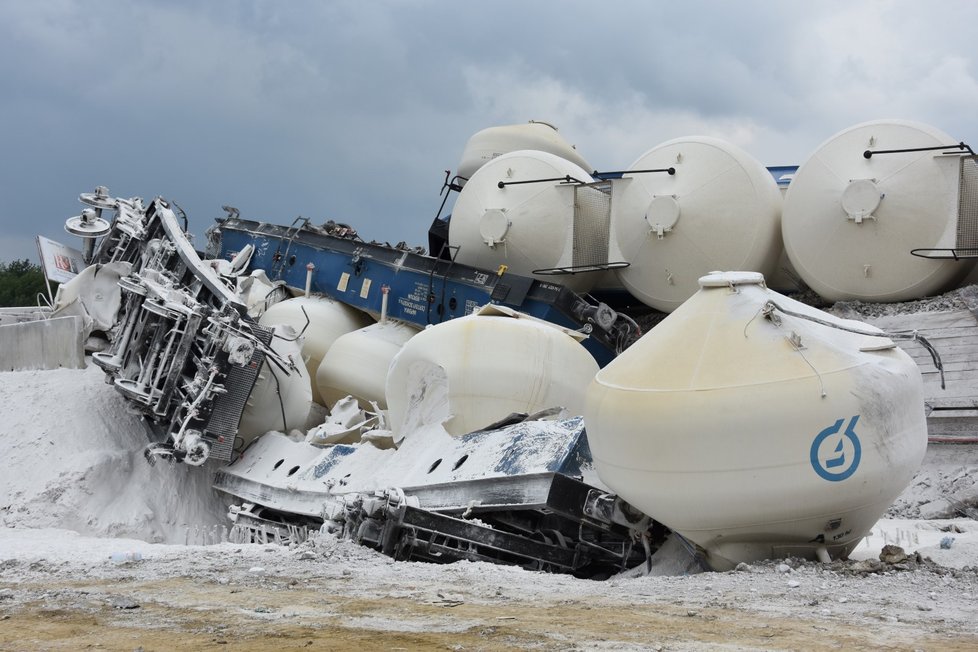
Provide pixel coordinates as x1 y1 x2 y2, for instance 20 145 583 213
212 218 620 365
767 165 798 187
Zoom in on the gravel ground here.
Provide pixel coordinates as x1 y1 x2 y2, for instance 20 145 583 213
1 521 977 651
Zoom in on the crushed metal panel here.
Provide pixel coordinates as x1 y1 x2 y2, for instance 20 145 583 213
214 416 592 514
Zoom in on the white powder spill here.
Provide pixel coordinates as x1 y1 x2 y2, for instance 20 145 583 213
0 364 228 543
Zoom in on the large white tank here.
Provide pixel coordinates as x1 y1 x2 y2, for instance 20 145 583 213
449 150 601 293
782 119 976 302
259 296 373 405
386 306 599 438
237 324 312 448
456 121 591 183
315 320 420 410
610 136 783 313
584 271 927 570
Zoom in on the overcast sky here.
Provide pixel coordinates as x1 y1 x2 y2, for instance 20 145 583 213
2 1 977 267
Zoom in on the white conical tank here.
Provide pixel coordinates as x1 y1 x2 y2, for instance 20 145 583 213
782 119 976 302
315 320 421 410
610 136 783 312
237 324 312 448
584 271 927 570
449 150 601 293
386 306 599 438
259 296 373 405
456 121 591 183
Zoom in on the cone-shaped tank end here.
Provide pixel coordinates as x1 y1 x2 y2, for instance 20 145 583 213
584 271 927 570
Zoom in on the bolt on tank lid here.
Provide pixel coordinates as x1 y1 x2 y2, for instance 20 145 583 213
698 271 767 288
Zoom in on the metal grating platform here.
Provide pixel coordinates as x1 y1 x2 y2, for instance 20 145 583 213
956 155 978 250
204 322 274 461
573 182 612 268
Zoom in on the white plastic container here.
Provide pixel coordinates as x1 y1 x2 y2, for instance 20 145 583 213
584 271 927 569
450 150 599 293
782 119 976 302
316 320 420 410
456 121 591 183
259 296 373 405
386 305 599 438
610 136 783 312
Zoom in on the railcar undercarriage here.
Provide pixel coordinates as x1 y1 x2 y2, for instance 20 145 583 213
63 187 674 577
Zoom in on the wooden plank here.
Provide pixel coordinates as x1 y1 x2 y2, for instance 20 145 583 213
896 339 978 353
858 309 977 331
833 299 978 436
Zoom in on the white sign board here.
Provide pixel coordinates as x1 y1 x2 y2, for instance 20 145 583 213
35 236 86 284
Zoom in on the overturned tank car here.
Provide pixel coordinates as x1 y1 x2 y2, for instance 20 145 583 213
58 186 666 577
48 117 967 576
66 192 308 465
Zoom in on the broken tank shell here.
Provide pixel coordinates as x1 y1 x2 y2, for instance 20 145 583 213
385 306 599 438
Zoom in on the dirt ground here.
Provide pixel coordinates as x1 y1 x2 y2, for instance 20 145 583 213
2 534 977 652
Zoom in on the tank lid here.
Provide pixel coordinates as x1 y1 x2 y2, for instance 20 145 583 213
698 271 766 288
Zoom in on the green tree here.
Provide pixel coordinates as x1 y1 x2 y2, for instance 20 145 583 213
0 259 52 307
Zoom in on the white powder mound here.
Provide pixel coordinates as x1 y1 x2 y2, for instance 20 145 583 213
852 518 978 569
888 445 978 519
0 363 228 543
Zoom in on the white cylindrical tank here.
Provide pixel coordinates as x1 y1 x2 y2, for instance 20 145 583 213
782 119 976 302
386 306 599 438
450 150 599 293
259 296 373 406
456 121 591 183
237 324 312 448
610 136 783 312
315 320 420 410
584 271 927 570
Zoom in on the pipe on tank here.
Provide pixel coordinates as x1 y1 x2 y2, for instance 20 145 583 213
304 263 315 298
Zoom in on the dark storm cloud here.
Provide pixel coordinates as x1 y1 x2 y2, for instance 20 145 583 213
1 1 976 264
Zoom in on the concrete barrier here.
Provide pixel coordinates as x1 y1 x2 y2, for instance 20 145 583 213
0 316 85 371
0 306 51 326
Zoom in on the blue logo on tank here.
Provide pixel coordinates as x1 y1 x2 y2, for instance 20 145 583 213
810 415 862 481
